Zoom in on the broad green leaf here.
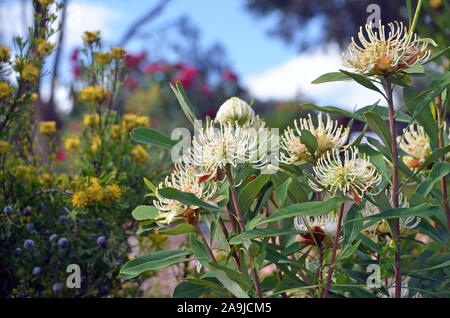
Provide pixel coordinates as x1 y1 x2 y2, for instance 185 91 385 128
131 205 160 221
275 177 292 208
416 162 450 196
229 229 301 245
257 196 347 225
311 72 351 84
361 203 439 224
425 46 450 64
238 173 271 214
300 129 317 159
119 250 191 279
415 219 449 248
301 102 363 121
354 105 412 123
136 223 158 235
403 64 424 74
170 82 197 125
143 177 156 192
173 282 212 298
158 223 195 235
158 187 223 212
131 127 178 150
174 278 227 298
340 70 385 97
209 263 253 291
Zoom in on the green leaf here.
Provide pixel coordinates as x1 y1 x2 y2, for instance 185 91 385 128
403 64 424 74
406 0 412 29
158 187 223 212
229 229 302 245
238 173 271 214
131 127 178 150
170 82 197 125
415 219 449 249
301 103 363 121
173 282 212 298
143 177 156 192
311 72 351 84
400 145 450 188
119 250 191 279
275 177 292 208
416 162 450 196
158 223 196 235
300 129 318 159
339 70 385 97
209 263 253 291
131 205 160 221
257 197 347 225
361 203 439 223
364 111 393 158
425 46 450 64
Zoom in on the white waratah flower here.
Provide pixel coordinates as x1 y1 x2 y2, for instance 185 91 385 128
398 124 432 169
186 120 269 180
343 21 437 75
215 97 255 125
361 190 420 238
153 163 219 224
294 213 340 238
310 147 381 203
280 112 349 163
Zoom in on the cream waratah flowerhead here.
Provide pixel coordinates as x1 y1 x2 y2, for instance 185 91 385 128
294 213 340 247
280 112 349 164
343 21 437 75
310 147 381 204
186 120 269 181
398 124 431 169
215 97 255 125
361 191 420 240
153 163 219 224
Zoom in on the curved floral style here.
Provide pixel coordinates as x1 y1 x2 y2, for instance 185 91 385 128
280 112 349 163
343 21 437 75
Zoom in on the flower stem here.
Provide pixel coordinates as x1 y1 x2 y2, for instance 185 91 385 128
383 75 402 298
321 203 344 298
225 166 263 298
436 95 450 230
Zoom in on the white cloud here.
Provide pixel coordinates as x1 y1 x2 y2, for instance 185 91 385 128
244 44 385 111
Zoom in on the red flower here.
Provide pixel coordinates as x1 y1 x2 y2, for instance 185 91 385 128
125 77 140 90
222 69 238 82
144 62 167 75
71 64 81 79
200 84 212 97
70 48 79 61
173 65 199 88
126 52 146 68
55 149 66 162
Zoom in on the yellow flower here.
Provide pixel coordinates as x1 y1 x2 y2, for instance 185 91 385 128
31 93 39 102
131 145 148 163
83 114 100 127
39 121 56 136
95 52 112 65
83 31 100 44
22 64 39 82
0 81 13 100
37 40 55 57
39 173 53 185
38 0 55 6
72 191 89 208
0 45 11 62
110 47 126 60
91 136 101 154
14 165 33 180
122 114 138 130
85 183 105 202
111 124 122 140
65 137 80 151
104 184 121 203
79 86 106 102
0 140 9 154
429 0 442 9
136 116 150 127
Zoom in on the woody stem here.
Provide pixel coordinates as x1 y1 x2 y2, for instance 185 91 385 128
384 75 402 298
225 166 263 298
321 203 344 298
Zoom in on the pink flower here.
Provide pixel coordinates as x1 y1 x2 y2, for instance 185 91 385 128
70 48 79 61
144 62 167 75
125 77 140 90
55 149 66 162
222 69 238 82
200 84 212 97
173 65 199 88
126 52 146 68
